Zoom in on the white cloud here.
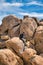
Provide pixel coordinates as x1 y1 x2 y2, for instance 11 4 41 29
0 2 23 7
27 1 43 6
1 1 43 7
19 12 29 15
0 1 43 8
19 12 43 18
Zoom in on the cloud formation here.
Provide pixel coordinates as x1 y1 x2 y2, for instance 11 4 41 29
27 1 43 6
2 2 23 7
0 1 43 7
19 12 43 18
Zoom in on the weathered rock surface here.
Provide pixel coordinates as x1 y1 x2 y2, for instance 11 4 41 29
20 48 37 65
20 17 37 40
0 49 23 65
0 15 21 37
5 37 24 56
8 25 20 37
2 15 20 29
30 55 43 65
0 15 43 65
32 17 39 26
0 25 3 34
34 26 43 54
21 48 36 62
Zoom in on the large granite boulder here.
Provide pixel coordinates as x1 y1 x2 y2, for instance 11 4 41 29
1 15 21 36
21 48 36 62
0 49 23 65
5 37 24 56
30 55 43 65
20 17 37 40
2 15 20 29
34 26 43 54
20 48 36 65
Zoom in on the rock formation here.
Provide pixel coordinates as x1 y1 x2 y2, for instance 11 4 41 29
0 15 43 65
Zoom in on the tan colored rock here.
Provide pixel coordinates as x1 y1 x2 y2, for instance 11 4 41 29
34 26 43 53
8 25 20 37
0 24 3 34
20 17 37 40
2 15 20 29
1 35 10 40
32 17 39 25
6 37 24 56
0 49 23 65
1 24 8 34
1 15 21 34
21 48 36 62
36 26 43 32
30 55 43 65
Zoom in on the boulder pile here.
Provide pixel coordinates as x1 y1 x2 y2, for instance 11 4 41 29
0 15 43 65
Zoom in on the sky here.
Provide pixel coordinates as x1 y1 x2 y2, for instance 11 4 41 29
0 0 43 25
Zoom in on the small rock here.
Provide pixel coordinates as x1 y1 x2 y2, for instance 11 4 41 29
1 35 10 40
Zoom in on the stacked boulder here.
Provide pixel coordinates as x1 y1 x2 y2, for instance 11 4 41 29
34 26 43 54
0 49 23 65
0 15 43 65
0 15 21 37
20 16 37 40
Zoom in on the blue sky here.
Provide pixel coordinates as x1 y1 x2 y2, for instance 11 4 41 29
0 0 43 24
